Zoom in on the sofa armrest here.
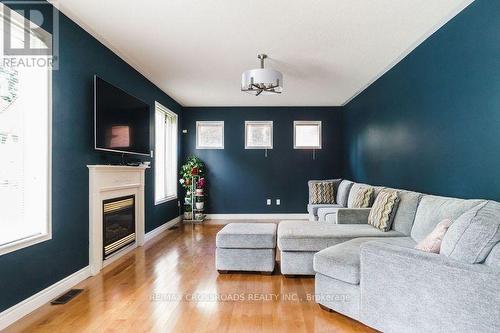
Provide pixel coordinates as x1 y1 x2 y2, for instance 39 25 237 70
335 208 370 224
360 242 500 333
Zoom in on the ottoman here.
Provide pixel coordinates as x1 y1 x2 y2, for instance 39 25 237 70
216 223 277 274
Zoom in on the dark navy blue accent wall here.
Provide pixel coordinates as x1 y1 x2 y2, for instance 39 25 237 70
0 2 181 312
182 107 343 213
343 0 500 200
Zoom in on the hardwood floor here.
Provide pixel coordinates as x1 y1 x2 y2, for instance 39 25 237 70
5 223 376 333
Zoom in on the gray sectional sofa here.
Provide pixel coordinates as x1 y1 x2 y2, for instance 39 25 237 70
277 179 500 332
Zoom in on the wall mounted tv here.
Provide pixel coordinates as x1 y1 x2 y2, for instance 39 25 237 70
94 76 150 156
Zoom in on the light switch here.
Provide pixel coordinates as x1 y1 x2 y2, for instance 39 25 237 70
276 199 280 205
266 199 271 206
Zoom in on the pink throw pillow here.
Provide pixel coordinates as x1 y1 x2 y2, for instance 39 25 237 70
415 219 453 253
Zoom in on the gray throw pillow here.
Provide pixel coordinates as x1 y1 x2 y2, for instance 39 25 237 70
441 201 500 264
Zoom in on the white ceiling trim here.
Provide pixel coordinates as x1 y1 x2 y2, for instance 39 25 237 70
342 0 475 106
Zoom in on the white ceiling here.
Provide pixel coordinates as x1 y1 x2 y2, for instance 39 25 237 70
51 0 473 107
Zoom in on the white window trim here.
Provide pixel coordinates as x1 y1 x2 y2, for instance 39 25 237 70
293 120 322 149
245 121 273 149
154 102 178 205
155 196 176 205
196 121 224 149
0 7 53 256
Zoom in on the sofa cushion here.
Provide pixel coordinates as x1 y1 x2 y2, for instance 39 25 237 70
325 213 338 223
336 180 354 207
390 190 422 236
485 242 500 269
313 237 416 285
308 203 343 220
318 208 372 224
317 207 341 223
336 208 372 224
277 221 404 252
410 195 486 243
441 201 500 263
216 223 277 249
308 179 341 204
368 189 400 231
350 186 374 208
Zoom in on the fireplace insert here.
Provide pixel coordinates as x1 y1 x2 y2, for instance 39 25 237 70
102 195 135 258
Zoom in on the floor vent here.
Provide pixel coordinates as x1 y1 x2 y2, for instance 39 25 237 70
168 225 179 230
51 289 84 305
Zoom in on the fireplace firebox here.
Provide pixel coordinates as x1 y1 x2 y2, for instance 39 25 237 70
102 195 136 258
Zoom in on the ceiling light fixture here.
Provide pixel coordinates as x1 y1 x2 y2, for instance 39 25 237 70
241 54 283 96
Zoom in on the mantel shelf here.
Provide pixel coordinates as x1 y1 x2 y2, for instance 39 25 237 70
87 165 149 170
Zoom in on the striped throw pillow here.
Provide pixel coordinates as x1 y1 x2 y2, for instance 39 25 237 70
351 186 374 208
310 182 336 204
368 190 400 231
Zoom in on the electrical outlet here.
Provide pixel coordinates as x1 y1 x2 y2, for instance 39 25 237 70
276 199 280 205
182 129 188 134
266 199 271 206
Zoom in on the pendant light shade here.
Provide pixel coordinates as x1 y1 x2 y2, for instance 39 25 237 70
241 54 283 96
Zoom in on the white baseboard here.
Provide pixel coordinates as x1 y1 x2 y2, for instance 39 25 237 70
0 266 91 331
144 216 181 242
205 214 308 223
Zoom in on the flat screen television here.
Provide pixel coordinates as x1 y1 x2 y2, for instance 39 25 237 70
94 76 150 156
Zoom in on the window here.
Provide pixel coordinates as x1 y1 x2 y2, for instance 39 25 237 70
0 6 52 256
196 121 224 149
294 121 322 149
245 121 273 149
155 102 178 204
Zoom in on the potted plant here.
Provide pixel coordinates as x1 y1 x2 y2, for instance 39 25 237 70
195 195 204 210
179 156 205 190
195 177 206 195
184 191 192 204
184 205 192 220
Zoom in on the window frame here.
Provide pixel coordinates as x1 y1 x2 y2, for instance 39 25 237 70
154 102 178 205
0 6 52 256
196 121 224 150
245 121 273 149
293 120 322 149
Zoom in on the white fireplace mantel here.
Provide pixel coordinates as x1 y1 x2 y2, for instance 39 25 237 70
87 165 148 276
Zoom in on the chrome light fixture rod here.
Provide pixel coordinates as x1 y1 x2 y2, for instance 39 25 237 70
258 54 267 69
241 53 283 96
